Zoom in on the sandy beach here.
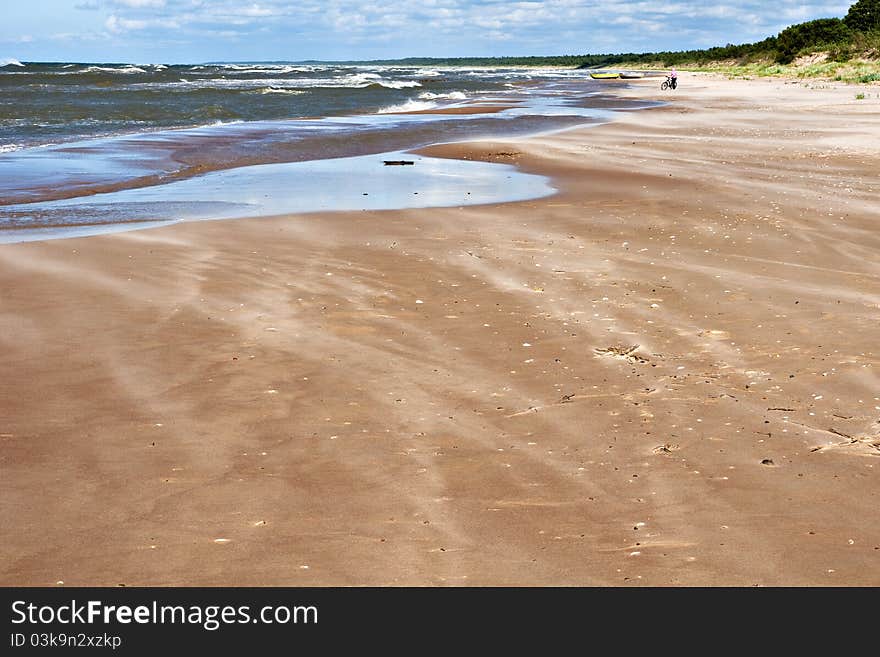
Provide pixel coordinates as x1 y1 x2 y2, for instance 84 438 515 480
1 73 878 586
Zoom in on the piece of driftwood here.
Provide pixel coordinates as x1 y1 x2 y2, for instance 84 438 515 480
384 160 414 166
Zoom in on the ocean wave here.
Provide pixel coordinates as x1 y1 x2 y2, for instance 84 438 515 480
91 69 425 91
204 64 319 75
376 99 437 114
198 74 420 90
254 87 307 95
45 65 150 75
129 78 293 90
0 58 24 67
133 74 419 91
289 72 420 89
0 64 588 163
374 79 421 89
197 105 242 120
82 66 149 74
0 143 23 153
418 91 467 101
466 70 536 80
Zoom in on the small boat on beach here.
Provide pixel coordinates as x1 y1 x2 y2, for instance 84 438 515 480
589 72 620 79
619 71 645 79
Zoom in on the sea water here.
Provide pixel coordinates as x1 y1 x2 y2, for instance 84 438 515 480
0 61 657 240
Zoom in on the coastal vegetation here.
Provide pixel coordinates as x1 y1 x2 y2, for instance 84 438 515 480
364 1 880 82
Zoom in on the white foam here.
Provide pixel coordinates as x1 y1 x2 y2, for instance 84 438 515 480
1 58 24 67
376 99 437 114
375 79 421 89
131 69 424 91
214 64 319 75
0 143 23 153
418 91 467 101
235 74 420 90
82 65 147 74
256 87 306 95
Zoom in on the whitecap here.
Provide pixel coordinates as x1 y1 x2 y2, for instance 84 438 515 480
256 87 307 95
82 65 148 74
225 73 414 90
217 64 315 75
418 91 467 101
375 79 422 89
376 99 437 114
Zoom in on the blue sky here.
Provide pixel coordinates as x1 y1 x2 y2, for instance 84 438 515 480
1 1 853 63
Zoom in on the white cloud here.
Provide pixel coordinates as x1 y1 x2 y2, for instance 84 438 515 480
105 14 179 32
63 1 856 57
239 4 279 17
113 0 167 7
0 35 35 44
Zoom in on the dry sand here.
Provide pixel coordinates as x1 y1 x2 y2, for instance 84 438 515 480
1 73 878 586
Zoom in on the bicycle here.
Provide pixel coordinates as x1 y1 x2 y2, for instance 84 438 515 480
660 76 678 91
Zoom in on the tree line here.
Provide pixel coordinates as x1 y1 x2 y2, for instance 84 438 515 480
359 0 880 68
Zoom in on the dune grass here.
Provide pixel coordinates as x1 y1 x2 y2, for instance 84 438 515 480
614 57 880 84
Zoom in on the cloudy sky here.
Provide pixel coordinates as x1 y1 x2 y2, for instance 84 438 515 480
2 1 853 63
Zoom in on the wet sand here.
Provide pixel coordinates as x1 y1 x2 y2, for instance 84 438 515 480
1 73 879 586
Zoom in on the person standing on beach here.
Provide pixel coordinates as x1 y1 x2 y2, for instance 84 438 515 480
669 67 678 89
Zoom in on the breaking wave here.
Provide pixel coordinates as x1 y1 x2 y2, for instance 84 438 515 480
418 91 467 101
82 66 148 74
254 87 307 95
376 99 437 114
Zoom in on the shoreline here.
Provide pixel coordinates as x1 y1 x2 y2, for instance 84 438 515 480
0 80 651 238
1 72 879 586
0 79 620 209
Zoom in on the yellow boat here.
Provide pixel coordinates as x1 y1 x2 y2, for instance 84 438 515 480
589 71 620 79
